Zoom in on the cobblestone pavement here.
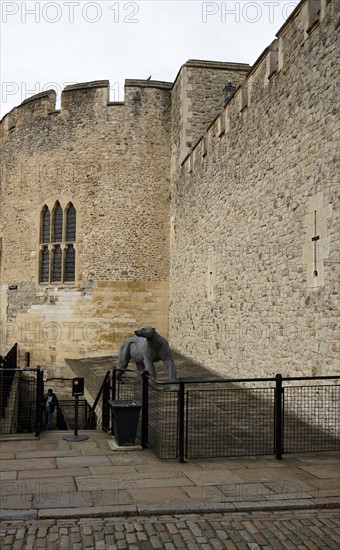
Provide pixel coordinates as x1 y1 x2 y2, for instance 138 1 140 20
0 509 339 550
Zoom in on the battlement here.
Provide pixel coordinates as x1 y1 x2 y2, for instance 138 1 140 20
174 59 251 83
125 80 172 90
0 77 172 139
181 0 333 171
0 0 333 146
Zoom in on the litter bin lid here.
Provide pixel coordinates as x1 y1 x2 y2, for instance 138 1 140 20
108 400 141 407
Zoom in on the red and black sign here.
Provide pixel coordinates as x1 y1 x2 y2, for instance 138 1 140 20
72 377 84 396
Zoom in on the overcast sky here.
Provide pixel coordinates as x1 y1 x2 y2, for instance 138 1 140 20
0 1 299 118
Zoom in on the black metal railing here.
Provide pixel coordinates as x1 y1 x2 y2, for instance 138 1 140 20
0 365 44 436
85 370 111 431
0 343 18 418
56 400 93 430
109 369 339 461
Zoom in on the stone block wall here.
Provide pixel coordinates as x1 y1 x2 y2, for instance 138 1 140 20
169 0 339 378
171 60 250 168
0 0 338 380
0 80 172 369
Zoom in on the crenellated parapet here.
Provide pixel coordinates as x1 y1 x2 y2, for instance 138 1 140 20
0 90 58 143
169 0 338 377
180 0 335 173
0 78 172 144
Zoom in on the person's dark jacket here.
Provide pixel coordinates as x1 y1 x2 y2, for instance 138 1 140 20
43 392 58 413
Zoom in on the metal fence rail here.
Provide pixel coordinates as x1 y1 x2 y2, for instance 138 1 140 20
0 367 43 436
109 369 340 461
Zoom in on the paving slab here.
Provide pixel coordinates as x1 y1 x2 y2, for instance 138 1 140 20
75 472 195 491
56 455 112 468
0 477 77 497
130 487 191 505
88 488 136 506
108 454 150 466
0 457 56 471
15 450 81 459
108 450 161 465
88 465 142 475
0 494 33 509
0 441 37 452
298 463 340 478
0 430 339 523
81 447 123 456
193 459 247 470
297 476 340 490
0 452 15 459
184 470 246 486
0 471 17 480
17 467 91 479
228 466 319 483
134 462 203 473
183 484 223 502
34 491 94 509
218 482 275 503
264 479 315 495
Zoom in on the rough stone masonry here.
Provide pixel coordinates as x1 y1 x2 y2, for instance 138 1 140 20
0 0 338 380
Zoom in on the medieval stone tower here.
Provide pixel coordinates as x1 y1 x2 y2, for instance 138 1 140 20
0 0 338 379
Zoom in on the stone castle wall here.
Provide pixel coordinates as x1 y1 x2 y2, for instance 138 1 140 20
0 80 172 373
169 0 339 378
171 60 250 168
0 0 338 379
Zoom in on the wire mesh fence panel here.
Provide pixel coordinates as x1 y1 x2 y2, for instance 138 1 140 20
18 376 38 433
0 370 16 419
185 387 275 458
0 372 20 434
92 390 105 431
283 385 340 453
147 386 178 459
116 375 143 403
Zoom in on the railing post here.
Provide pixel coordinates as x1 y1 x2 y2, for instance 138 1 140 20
274 373 283 460
102 371 110 432
177 379 185 463
13 343 18 369
112 366 117 400
35 366 43 437
141 371 149 448
0 368 3 418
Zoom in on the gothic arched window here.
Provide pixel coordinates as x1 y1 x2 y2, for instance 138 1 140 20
66 203 76 242
39 201 77 284
53 202 63 243
41 206 50 244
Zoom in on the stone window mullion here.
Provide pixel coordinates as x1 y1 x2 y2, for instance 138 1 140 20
38 200 77 286
61 244 66 283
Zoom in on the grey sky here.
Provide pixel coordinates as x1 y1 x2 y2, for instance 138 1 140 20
0 1 298 118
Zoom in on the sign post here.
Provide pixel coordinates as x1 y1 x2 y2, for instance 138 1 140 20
63 377 89 441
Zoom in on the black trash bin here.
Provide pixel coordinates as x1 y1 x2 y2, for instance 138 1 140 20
108 400 142 446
